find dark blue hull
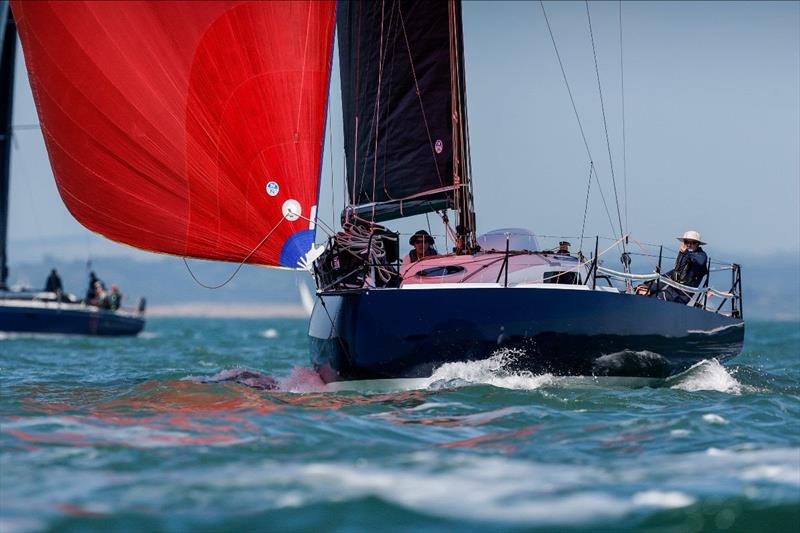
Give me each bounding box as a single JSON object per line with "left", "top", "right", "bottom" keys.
{"left": 308, "top": 287, "right": 744, "bottom": 382}
{"left": 0, "top": 303, "right": 145, "bottom": 336}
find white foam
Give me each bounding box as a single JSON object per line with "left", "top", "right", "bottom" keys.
{"left": 740, "top": 464, "right": 800, "bottom": 485}
{"left": 702, "top": 413, "right": 729, "bottom": 425}
{"left": 138, "top": 332, "right": 160, "bottom": 339}
{"left": 687, "top": 322, "right": 745, "bottom": 335}
{"left": 322, "top": 351, "right": 556, "bottom": 394}
{"left": 632, "top": 490, "right": 696, "bottom": 508}
{"left": 259, "top": 328, "right": 279, "bottom": 339}
{"left": 294, "top": 457, "right": 634, "bottom": 523}
{"left": 669, "top": 359, "right": 743, "bottom": 394}
{"left": 427, "top": 350, "right": 555, "bottom": 391}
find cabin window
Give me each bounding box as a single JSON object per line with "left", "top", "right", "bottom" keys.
{"left": 416, "top": 265, "right": 466, "bottom": 277}
{"left": 544, "top": 271, "right": 581, "bottom": 285}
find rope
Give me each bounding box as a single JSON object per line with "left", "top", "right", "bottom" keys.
{"left": 597, "top": 266, "right": 735, "bottom": 298}
{"left": 539, "top": 1, "right": 618, "bottom": 244}
{"left": 618, "top": 0, "right": 629, "bottom": 236}
{"left": 579, "top": 161, "right": 593, "bottom": 254}
{"left": 335, "top": 223, "right": 396, "bottom": 285}
{"left": 369, "top": 0, "right": 388, "bottom": 215}
{"left": 585, "top": 0, "right": 626, "bottom": 246}
{"left": 182, "top": 216, "right": 287, "bottom": 289}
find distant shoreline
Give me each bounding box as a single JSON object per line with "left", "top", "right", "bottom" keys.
{"left": 147, "top": 303, "right": 308, "bottom": 319}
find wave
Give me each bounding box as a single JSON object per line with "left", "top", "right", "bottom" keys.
{"left": 183, "top": 350, "right": 555, "bottom": 395}
{"left": 668, "top": 359, "right": 748, "bottom": 394}
{"left": 186, "top": 352, "right": 753, "bottom": 397}
{"left": 183, "top": 368, "right": 279, "bottom": 390}
{"left": 425, "top": 350, "right": 555, "bottom": 391}
{"left": 181, "top": 447, "right": 797, "bottom": 524}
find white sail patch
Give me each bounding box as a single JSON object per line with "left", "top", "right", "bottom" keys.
{"left": 282, "top": 199, "right": 301, "bottom": 221}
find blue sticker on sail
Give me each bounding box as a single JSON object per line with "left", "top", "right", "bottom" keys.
{"left": 280, "top": 229, "right": 315, "bottom": 268}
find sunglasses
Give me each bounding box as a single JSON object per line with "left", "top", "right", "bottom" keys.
{"left": 683, "top": 240, "right": 699, "bottom": 246}
{"left": 413, "top": 240, "right": 425, "bottom": 245}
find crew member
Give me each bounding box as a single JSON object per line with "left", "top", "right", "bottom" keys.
{"left": 453, "top": 224, "right": 467, "bottom": 255}
{"left": 92, "top": 281, "right": 108, "bottom": 308}
{"left": 637, "top": 230, "right": 708, "bottom": 304}
{"left": 109, "top": 285, "right": 122, "bottom": 311}
{"left": 404, "top": 230, "right": 438, "bottom": 265}
{"left": 555, "top": 241, "right": 571, "bottom": 256}
{"left": 86, "top": 271, "right": 101, "bottom": 302}
{"left": 44, "top": 269, "right": 63, "bottom": 293}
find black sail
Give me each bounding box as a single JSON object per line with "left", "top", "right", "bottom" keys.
{"left": 338, "top": 0, "right": 467, "bottom": 222}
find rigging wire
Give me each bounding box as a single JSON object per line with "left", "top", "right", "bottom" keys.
{"left": 578, "top": 161, "right": 593, "bottom": 254}
{"left": 538, "top": 0, "right": 618, "bottom": 246}
{"left": 619, "top": 0, "right": 629, "bottom": 236}
{"left": 369, "top": 0, "right": 388, "bottom": 216}
{"left": 585, "top": 0, "right": 626, "bottom": 247}
{"left": 327, "top": 80, "right": 335, "bottom": 231}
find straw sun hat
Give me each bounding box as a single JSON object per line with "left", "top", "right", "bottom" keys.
{"left": 676, "top": 230, "right": 706, "bottom": 245}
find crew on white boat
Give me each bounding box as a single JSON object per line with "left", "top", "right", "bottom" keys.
{"left": 636, "top": 230, "right": 708, "bottom": 304}
{"left": 404, "top": 230, "right": 438, "bottom": 265}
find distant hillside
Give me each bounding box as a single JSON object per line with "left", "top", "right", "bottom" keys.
{"left": 8, "top": 252, "right": 799, "bottom": 320}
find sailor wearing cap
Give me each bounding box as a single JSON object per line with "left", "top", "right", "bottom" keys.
{"left": 555, "top": 241, "right": 571, "bottom": 256}
{"left": 404, "top": 230, "right": 438, "bottom": 266}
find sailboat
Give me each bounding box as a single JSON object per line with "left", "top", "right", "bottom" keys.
{"left": 10, "top": 1, "right": 742, "bottom": 375}
{"left": 0, "top": 3, "right": 145, "bottom": 336}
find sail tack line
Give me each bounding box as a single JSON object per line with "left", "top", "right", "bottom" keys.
{"left": 182, "top": 215, "right": 289, "bottom": 290}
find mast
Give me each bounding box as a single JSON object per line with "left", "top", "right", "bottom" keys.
{"left": 447, "top": 0, "right": 476, "bottom": 249}
{"left": 0, "top": 2, "right": 15, "bottom": 289}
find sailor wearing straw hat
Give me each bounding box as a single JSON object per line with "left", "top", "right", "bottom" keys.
{"left": 636, "top": 230, "right": 709, "bottom": 303}
{"left": 661, "top": 230, "right": 709, "bottom": 304}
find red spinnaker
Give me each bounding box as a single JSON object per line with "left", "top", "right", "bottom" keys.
{"left": 12, "top": 1, "right": 335, "bottom": 267}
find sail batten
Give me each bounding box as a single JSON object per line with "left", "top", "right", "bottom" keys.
{"left": 12, "top": 0, "right": 336, "bottom": 267}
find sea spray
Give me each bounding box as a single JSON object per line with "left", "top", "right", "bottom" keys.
{"left": 669, "top": 359, "right": 746, "bottom": 394}
{"left": 427, "top": 349, "right": 555, "bottom": 390}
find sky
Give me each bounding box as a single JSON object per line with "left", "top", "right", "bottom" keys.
{"left": 7, "top": 0, "right": 800, "bottom": 267}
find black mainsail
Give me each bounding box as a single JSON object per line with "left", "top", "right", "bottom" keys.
{"left": 337, "top": 0, "right": 474, "bottom": 238}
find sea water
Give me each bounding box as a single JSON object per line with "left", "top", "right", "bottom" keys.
{"left": 1, "top": 319, "right": 798, "bottom": 532}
